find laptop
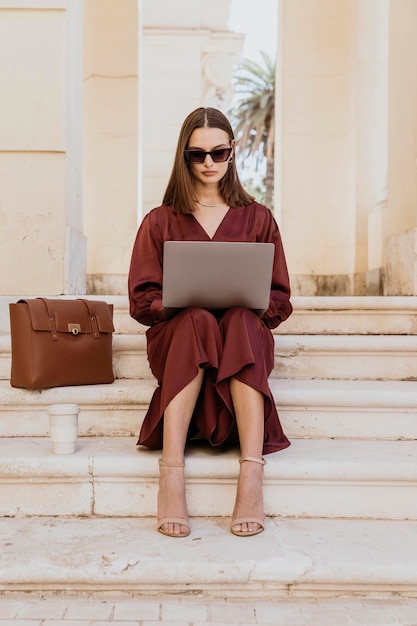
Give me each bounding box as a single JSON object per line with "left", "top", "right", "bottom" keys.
{"left": 162, "top": 241, "right": 274, "bottom": 315}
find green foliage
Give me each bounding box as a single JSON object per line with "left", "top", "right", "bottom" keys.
{"left": 241, "top": 176, "right": 266, "bottom": 205}
{"left": 230, "top": 51, "right": 276, "bottom": 208}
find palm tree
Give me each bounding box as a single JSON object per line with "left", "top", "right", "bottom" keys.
{"left": 230, "top": 51, "right": 276, "bottom": 208}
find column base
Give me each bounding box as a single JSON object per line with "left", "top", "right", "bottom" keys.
{"left": 384, "top": 227, "right": 417, "bottom": 295}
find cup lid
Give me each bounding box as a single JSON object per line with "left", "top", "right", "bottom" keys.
{"left": 48, "top": 404, "right": 80, "bottom": 415}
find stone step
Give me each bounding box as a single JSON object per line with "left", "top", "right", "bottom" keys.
{"left": 1, "top": 436, "right": 415, "bottom": 519}
{"left": 274, "top": 334, "right": 417, "bottom": 381}
{"left": 2, "top": 296, "right": 417, "bottom": 382}
{"left": 2, "top": 332, "right": 417, "bottom": 382}
{"left": 111, "top": 333, "right": 417, "bottom": 381}
{"left": 1, "top": 515, "right": 416, "bottom": 597}
{"left": 98, "top": 295, "right": 417, "bottom": 336}
{"left": 280, "top": 295, "right": 417, "bottom": 335}
{"left": 2, "top": 295, "right": 417, "bottom": 334}
{"left": 1, "top": 378, "right": 417, "bottom": 440}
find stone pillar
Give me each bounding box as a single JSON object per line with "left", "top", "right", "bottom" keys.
{"left": 356, "top": 0, "right": 389, "bottom": 295}
{"left": 383, "top": 0, "right": 417, "bottom": 295}
{"left": 83, "top": 0, "right": 139, "bottom": 295}
{"left": 0, "top": 0, "right": 86, "bottom": 295}
{"left": 277, "top": 0, "right": 417, "bottom": 296}
{"left": 277, "top": 0, "right": 356, "bottom": 295}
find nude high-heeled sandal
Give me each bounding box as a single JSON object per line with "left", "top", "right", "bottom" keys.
{"left": 231, "top": 456, "right": 267, "bottom": 537}
{"left": 157, "top": 458, "right": 190, "bottom": 538}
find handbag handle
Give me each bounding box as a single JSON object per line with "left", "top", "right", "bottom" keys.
{"left": 38, "top": 298, "right": 59, "bottom": 341}
{"left": 77, "top": 299, "right": 100, "bottom": 339}
{"left": 38, "top": 298, "right": 101, "bottom": 340}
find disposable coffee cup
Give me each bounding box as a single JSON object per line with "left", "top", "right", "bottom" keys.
{"left": 48, "top": 404, "right": 80, "bottom": 454}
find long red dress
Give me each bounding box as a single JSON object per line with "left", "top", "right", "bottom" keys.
{"left": 128, "top": 202, "right": 292, "bottom": 455}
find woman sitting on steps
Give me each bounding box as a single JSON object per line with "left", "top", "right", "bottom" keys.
{"left": 128, "top": 107, "right": 292, "bottom": 538}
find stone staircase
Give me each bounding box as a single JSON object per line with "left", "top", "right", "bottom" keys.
{"left": 0, "top": 295, "right": 416, "bottom": 598}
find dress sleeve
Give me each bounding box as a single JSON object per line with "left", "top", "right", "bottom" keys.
{"left": 257, "top": 205, "right": 293, "bottom": 329}
{"left": 128, "top": 210, "right": 165, "bottom": 326}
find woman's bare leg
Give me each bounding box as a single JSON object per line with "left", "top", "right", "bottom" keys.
{"left": 230, "top": 377, "right": 265, "bottom": 535}
{"left": 158, "top": 367, "right": 204, "bottom": 536}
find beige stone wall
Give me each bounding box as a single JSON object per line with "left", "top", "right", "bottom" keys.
{"left": 0, "top": 0, "right": 85, "bottom": 295}
{"left": 83, "top": 0, "right": 139, "bottom": 295}
{"left": 2, "top": 0, "right": 417, "bottom": 297}
{"left": 0, "top": 0, "right": 242, "bottom": 297}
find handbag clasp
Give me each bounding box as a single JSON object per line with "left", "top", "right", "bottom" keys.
{"left": 68, "top": 323, "right": 81, "bottom": 335}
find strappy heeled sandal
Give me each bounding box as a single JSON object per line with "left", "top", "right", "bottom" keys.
{"left": 157, "top": 458, "right": 190, "bottom": 538}
{"left": 231, "top": 456, "right": 267, "bottom": 537}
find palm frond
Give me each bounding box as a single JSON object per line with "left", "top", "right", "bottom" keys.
{"left": 229, "top": 51, "right": 276, "bottom": 208}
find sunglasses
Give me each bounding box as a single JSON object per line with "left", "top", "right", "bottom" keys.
{"left": 184, "top": 147, "right": 233, "bottom": 164}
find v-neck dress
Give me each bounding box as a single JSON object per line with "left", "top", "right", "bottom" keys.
{"left": 128, "top": 202, "right": 293, "bottom": 455}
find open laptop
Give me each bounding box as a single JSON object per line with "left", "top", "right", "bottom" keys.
{"left": 162, "top": 241, "right": 274, "bottom": 316}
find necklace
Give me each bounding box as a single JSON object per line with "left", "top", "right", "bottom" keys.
{"left": 197, "top": 200, "right": 225, "bottom": 207}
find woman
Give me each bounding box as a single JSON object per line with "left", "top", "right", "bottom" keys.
{"left": 129, "top": 107, "right": 292, "bottom": 539}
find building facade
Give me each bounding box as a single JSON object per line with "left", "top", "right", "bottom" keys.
{"left": 1, "top": 0, "right": 417, "bottom": 297}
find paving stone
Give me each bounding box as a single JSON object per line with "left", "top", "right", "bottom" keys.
{"left": 0, "top": 621, "right": 41, "bottom": 626}
{"left": 113, "top": 601, "right": 159, "bottom": 621}
{"left": 160, "top": 600, "right": 208, "bottom": 621}
{"left": 391, "top": 606, "right": 417, "bottom": 625}
{"left": 0, "top": 600, "right": 25, "bottom": 618}
{"left": 15, "top": 601, "right": 67, "bottom": 619}
{"left": 63, "top": 601, "right": 114, "bottom": 620}
{"left": 43, "top": 622, "right": 91, "bottom": 626}
{"left": 208, "top": 603, "right": 256, "bottom": 623}
{"left": 300, "top": 605, "right": 350, "bottom": 625}
{"left": 348, "top": 606, "right": 400, "bottom": 624}
{"left": 254, "top": 602, "right": 304, "bottom": 624}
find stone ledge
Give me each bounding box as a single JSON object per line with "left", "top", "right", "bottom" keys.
{"left": 4, "top": 332, "right": 417, "bottom": 381}
{"left": 273, "top": 334, "right": 417, "bottom": 380}
{"left": 2, "top": 295, "right": 417, "bottom": 335}
{"left": 0, "top": 437, "right": 416, "bottom": 519}
{"left": 0, "top": 516, "right": 416, "bottom": 597}
{"left": 1, "top": 378, "right": 417, "bottom": 440}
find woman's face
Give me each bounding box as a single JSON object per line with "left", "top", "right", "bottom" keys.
{"left": 186, "top": 127, "right": 234, "bottom": 187}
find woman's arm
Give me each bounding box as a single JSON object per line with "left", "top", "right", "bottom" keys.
{"left": 257, "top": 205, "right": 292, "bottom": 329}
{"left": 128, "top": 210, "right": 165, "bottom": 326}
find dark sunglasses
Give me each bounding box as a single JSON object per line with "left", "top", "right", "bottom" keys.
{"left": 184, "top": 147, "right": 233, "bottom": 164}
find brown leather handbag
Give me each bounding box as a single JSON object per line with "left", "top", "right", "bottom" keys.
{"left": 9, "top": 298, "right": 115, "bottom": 389}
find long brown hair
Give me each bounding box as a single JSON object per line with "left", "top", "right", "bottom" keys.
{"left": 163, "top": 107, "right": 254, "bottom": 214}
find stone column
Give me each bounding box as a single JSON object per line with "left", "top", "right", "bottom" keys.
{"left": 83, "top": 0, "right": 139, "bottom": 295}
{"left": 277, "top": 0, "right": 357, "bottom": 296}
{"left": 383, "top": 0, "right": 417, "bottom": 295}
{"left": 356, "top": 0, "right": 389, "bottom": 295}
{"left": 0, "top": 0, "right": 86, "bottom": 295}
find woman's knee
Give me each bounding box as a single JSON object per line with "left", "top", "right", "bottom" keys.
{"left": 220, "top": 307, "right": 270, "bottom": 351}
{"left": 177, "top": 307, "right": 218, "bottom": 327}
{"left": 170, "top": 308, "right": 221, "bottom": 343}
{"left": 221, "top": 306, "right": 259, "bottom": 327}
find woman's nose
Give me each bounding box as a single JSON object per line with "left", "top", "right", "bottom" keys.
{"left": 203, "top": 154, "right": 214, "bottom": 166}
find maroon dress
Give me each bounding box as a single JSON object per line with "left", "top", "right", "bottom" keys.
{"left": 128, "top": 202, "right": 292, "bottom": 455}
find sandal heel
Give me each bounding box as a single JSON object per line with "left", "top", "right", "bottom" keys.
{"left": 157, "top": 458, "right": 190, "bottom": 538}
{"left": 231, "top": 456, "right": 266, "bottom": 537}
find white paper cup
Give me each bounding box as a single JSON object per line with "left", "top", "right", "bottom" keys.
{"left": 48, "top": 404, "right": 80, "bottom": 454}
